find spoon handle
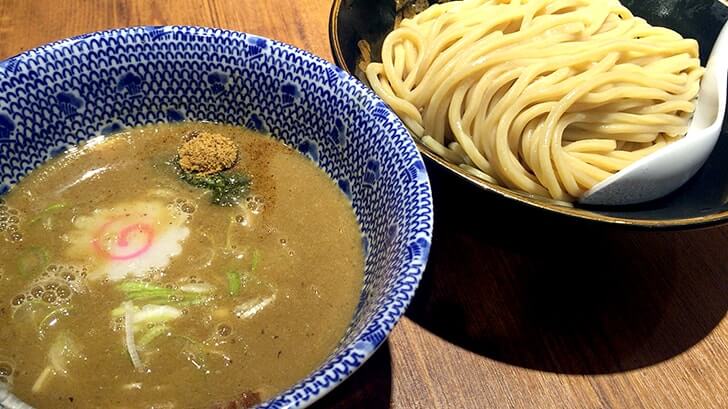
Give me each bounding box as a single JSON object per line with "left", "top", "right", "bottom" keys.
{"left": 708, "top": 20, "right": 728, "bottom": 75}
{"left": 0, "top": 385, "right": 35, "bottom": 409}
{"left": 689, "top": 21, "right": 728, "bottom": 132}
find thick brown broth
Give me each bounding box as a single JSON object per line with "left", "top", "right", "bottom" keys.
{"left": 0, "top": 122, "right": 364, "bottom": 408}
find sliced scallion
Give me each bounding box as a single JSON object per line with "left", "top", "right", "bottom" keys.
{"left": 226, "top": 272, "right": 242, "bottom": 296}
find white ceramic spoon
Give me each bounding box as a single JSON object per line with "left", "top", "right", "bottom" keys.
{"left": 579, "top": 22, "right": 728, "bottom": 206}
{"left": 0, "top": 384, "right": 34, "bottom": 409}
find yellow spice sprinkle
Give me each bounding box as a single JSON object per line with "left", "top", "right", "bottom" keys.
{"left": 178, "top": 132, "right": 239, "bottom": 175}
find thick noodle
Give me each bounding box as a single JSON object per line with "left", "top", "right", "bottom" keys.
{"left": 367, "top": 0, "right": 703, "bottom": 201}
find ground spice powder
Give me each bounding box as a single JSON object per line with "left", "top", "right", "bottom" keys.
{"left": 178, "top": 132, "right": 239, "bottom": 174}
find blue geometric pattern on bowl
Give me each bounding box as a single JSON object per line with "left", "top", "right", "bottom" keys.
{"left": 0, "top": 26, "right": 434, "bottom": 408}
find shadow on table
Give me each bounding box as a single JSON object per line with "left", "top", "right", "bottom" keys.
{"left": 311, "top": 341, "right": 393, "bottom": 408}
{"left": 406, "top": 163, "right": 728, "bottom": 374}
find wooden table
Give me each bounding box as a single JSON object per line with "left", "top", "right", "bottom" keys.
{"left": 1, "top": 1, "right": 726, "bottom": 408}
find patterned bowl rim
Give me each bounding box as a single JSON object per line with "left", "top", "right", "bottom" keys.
{"left": 0, "top": 26, "right": 434, "bottom": 408}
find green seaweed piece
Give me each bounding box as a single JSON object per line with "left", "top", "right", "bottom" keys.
{"left": 173, "top": 159, "right": 251, "bottom": 206}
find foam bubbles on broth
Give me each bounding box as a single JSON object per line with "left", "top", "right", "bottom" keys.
{"left": 10, "top": 264, "right": 87, "bottom": 310}
{"left": 0, "top": 199, "right": 23, "bottom": 242}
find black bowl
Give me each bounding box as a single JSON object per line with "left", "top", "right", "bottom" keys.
{"left": 329, "top": 0, "right": 728, "bottom": 228}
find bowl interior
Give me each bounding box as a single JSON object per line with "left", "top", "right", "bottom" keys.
{"left": 0, "top": 26, "right": 433, "bottom": 408}
{"left": 330, "top": 0, "right": 728, "bottom": 228}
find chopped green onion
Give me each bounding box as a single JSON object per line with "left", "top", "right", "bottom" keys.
{"left": 227, "top": 272, "right": 242, "bottom": 296}
{"left": 133, "top": 305, "right": 182, "bottom": 326}
{"left": 39, "top": 203, "right": 66, "bottom": 215}
{"left": 178, "top": 283, "right": 216, "bottom": 294}
{"left": 111, "top": 306, "right": 125, "bottom": 318}
{"left": 117, "top": 281, "right": 176, "bottom": 300}
{"left": 112, "top": 304, "right": 182, "bottom": 327}
{"left": 251, "top": 250, "right": 261, "bottom": 272}
{"left": 121, "top": 382, "right": 144, "bottom": 391}
{"left": 123, "top": 302, "right": 144, "bottom": 372}
{"left": 29, "top": 203, "right": 66, "bottom": 227}
{"left": 17, "top": 247, "right": 49, "bottom": 278}
{"left": 233, "top": 294, "right": 276, "bottom": 320}
{"left": 138, "top": 325, "right": 170, "bottom": 348}
{"left": 117, "top": 281, "right": 215, "bottom": 307}
{"left": 31, "top": 366, "right": 54, "bottom": 394}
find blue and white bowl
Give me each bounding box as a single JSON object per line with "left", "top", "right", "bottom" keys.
{"left": 0, "top": 26, "right": 433, "bottom": 408}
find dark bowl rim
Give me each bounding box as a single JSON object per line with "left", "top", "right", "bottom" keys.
{"left": 327, "top": 0, "right": 728, "bottom": 230}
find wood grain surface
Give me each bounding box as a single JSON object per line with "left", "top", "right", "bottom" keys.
{"left": 1, "top": 1, "right": 727, "bottom": 408}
